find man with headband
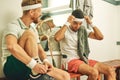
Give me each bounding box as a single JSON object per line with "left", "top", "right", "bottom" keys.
{"left": 2, "top": 0, "right": 70, "bottom": 80}
{"left": 55, "top": 9, "right": 116, "bottom": 80}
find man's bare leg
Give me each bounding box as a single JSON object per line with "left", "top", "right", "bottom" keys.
{"left": 18, "top": 30, "right": 39, "bottom": 58}
{"left": 94, "top": 62, "right": 116, "bottom": 80}
{"left": 77, "top": 63, "right": 99, "bottom": 80}
{"left": 18, "top": 30, "right": 41, "bottom": 76}
{"left": 47, "top": 68, "right": 70, "bottom": 80}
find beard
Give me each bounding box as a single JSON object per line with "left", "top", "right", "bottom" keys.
{"left": 32, "top": 16, "right": 40, "bottom": 24}
{"left": 70, "top": 26, "right": 78, "bottom": 32}
{"left": 33, "top": 18, "right": 40, "bottom": 24}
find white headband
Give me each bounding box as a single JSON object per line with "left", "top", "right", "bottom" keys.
{"left": 44, "top": 18, "right": 53, "bottom": 22}
{"left": 22, "top": 3, "right": 42, "bottom": 11}
{"left": 74, "top": 18, "right": 84, "bottom": 22}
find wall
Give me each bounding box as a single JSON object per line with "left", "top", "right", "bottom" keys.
{"left": 89, "top": 0, "right": 120, "bottom": 61}
{"left": 116, "top": 6, "right": 120, "bottom": 57}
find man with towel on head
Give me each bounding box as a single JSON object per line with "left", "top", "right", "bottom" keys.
{"left": 55, "top": 9, "right": 116, "bottom": 80}
{"left": 1, "top": 0, "right": 70, "bottom": 80}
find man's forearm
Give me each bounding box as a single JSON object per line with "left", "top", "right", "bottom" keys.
{"left": 92, "top": 26, "right": 104, "bottom": 40}
{"left": 55, "top": 25, "right": 68, "bottom": 41}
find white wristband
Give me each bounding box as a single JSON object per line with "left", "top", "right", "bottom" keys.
{"left": 43, "top": 58, "right": 49, "bottom": 63}
{"left": 26, "top": 59, "right": 37, "bottom": 69}
{"left": 64, "top": 22, "right": 70, "bottom": 27}
{"left": 90, "top": 23, "right": 95, "bottom": 28}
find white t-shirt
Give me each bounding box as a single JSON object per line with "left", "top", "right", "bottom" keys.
{"left": 60, "top": 26, "right": 91, "bottom": 63}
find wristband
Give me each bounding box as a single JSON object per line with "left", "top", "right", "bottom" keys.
{"left": 64, "top": 22, "right": 70, "bottom": 27}
{"left": 43, "top": 58, "right": 49, "bottom": 63}
{"left": 90, "top": 23, "right": 95, "bottom": 28}
{"left": 26, "top": 58, "right": 37, "bottom": 69}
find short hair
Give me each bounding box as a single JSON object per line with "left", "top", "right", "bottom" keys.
{"left": 72, "top": 9, "right": 84, "bottom": 19}
{"left": 22, "top": 0, "right": 41, "bottom": 7}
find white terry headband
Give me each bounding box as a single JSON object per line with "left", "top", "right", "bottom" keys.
{"left": 74, "top": 18, "right": 84, "bottom": 22}
{"left": 44, "top": 18, "right": 53, "bottom": 22}
{"left": 22, "top": 3, "right": 42, "bottom": 11}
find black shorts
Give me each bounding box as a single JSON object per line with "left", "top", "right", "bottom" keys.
{"left": 4, "top": 55, "right": 54, "bottom": 80}
{"left": 3, "top": 55, "right": 31, "bottom": 80}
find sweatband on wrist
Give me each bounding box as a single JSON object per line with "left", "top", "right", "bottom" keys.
{"left": 64, "top": 22, "right": 70, "bottom": 27}
{"left": 43, "top": 58, "right": 49, "bottom": 63}
{"left": 26, "top": 59, "right": 37, "bottom": 69}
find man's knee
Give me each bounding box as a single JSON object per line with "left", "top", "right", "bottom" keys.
{"left": 89, "top": 68, "right": 99, "bottom": 79}
{"left": 18, "top": 30, "right": 38, "bottom": 47}
{"left": 23, "top": 30, "right": 37, "bottom": 40}
{"left": 62, "top": 71, "right": 70, "bottom": 80}
{"left": 106, "top": 66, "right": 116, "bottom": 76}
{"left": 24, "top": 30, "right": 36, "bottom": 37}
{"left": 58, "top": 71, "right": 70, "bottom": 80}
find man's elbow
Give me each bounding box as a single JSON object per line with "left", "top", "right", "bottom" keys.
{"left": 97, "top": 35, "right": 104, "bottom": 40}
{"left": 7, "top": 44, "right": 17, "bottom": 52}
{"left": 54, "top": 37, "right": 59, "bottom": 42}
{"left": 54, "top": 36, "right": 61, "bottom": 42}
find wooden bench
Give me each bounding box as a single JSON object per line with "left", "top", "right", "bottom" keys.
{"left": 102, "top": 59, "right": 120, "bottom": 80}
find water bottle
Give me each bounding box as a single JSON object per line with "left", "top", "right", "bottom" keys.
{"left": 61, "top": 54, "right": 68, "bottom": 71}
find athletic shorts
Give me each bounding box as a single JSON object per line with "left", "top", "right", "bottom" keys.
{"left": 68, "top": 59, "right": 97, "bottom": 73}
{"left": 3, "top": 55, "right": 31, "bottom": 80}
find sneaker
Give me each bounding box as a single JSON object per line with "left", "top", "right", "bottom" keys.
{"left": 28, "top": 74, "right": 54, "bottom": 80}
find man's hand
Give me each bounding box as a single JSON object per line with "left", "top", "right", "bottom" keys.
{"left": 67, "top": 15, "right": 75, "bottom": 24}
{"left": 43, "top": 61, "right": 53, "bottom": 72}
{"left": 84, "top": 16, "right": 92, "bottom": 24}
{"left": 32, "top": 63, "right": 48, "bottom": 74}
